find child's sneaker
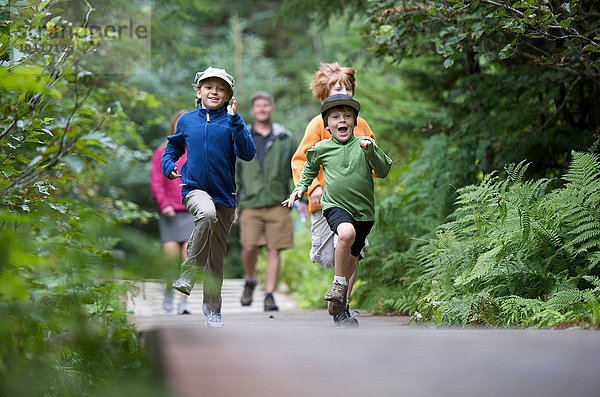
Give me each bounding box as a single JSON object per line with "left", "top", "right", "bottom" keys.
{"left": 333, "top": 309, "right": 359, "bottom": 328}
{"left": 162, "top": 291, "right": 174, "bottom": 312}
{"left": 172, "top": 273, "right": 194, "bottom": 296}
{"left": 327, "top": 299, "right": 345, "bottom": 316}
{"left": 323, "top": 281, "right": 347, "bottom": 303}
{"left": 263, "top": 293, "right": 279, "bottom": 311}
{"left": 172, "top": 265, "right": 198, "bottom": 296}
{"left": 177, "top": 299, "right": 191, "bottom": 315}
{"left": 240, "top": 279, "right": 257, "bottom": 306}
{"left": 203, "top": 304, "right": 223, "bottom": 328}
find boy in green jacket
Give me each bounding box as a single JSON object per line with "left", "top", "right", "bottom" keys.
{"left": 282, "top": 94, "right": 393, "bottom": 327}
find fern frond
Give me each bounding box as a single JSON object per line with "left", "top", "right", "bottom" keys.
{"left": 585, "top": 254, "right": 600, "bottom": 272}
{"left": 563, "top": 152, "right": 600, "bottom": 187}
{"left": 505, "top": 160, "right": 530, "bottom": 184}
{"left": 530, "top": 218, "right": 562, "bottom": 248}
{"left": 462, "top": 246, "right": 503, "bottom": 285}
{"left": 546, "top": 289, "right": 592, "bottom": 310}
{"left": 582, "top": 275, "right": 600, "bottom": 290}
{"left": 499, "top": 296, "right": 544, "bottom": 326}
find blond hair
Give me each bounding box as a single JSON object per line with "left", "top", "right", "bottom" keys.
{"left": 310, "top": 62, "right": 356, "bottom": 102}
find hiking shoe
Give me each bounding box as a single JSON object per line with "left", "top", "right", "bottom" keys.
{"left": 177, "top": 300, "right": 191, "bottom": 315}
{"left": 240, "top": 279, "right": 257, "bottom": 306}
{"left": 264, "top": 293, "right": 279, "bottom": 311}
{"left": 202, "top": 304, "right": 223, "bottom": 328}
{"left": 327, "top": 299, "right": 346, "bottom": 316}
{"left": 323, "top": 281, "right": 347, "bottom": 303}
{"left": 333, "top": 309, "right": 359, "bottom": 328}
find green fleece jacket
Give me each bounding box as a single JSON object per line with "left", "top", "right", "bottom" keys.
{"left": 236, "top": 122, "right": 296, "bottom": 209}
{"left": 295, "top": 135, "right": 392, "bottom": 221}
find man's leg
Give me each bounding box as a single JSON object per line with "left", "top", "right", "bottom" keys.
{"left": 240, "top": 245, "right": 259, "bottom": 306}
{"left": 262, "top": 206, "right": 292, "bottom": 311}
{"left": 264, "top": 248, "right": 281, "bottom": 294}
{"left": 263, "top": 248, "right": 281, "bottom": 311}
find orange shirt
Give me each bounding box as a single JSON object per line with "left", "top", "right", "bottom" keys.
{"left": 291, "top": 114, "right": 376, "bottom": 213}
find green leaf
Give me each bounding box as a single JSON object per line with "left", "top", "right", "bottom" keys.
{"left": 499, "top": 41, "right": 516, "bottom": 59}
{"left": 0, "top": 272, "right": 30, "bottom": 301}
{"left": 559, "top": 17, "right": 574, "bottom": 28}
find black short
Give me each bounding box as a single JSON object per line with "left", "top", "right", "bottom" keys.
{"left": 323, "top": 207, "right": 374, "bottom": 257}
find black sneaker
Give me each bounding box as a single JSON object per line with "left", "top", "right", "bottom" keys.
{"left": 333, "top": 309, "right": 359, "bottom": 328}
{"left": 264, "top": 293, "right": 279, "bottom": 311}
{"left": 240, "top": 279, "right": 256, "bottom": 306}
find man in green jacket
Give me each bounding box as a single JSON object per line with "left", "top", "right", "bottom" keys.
{"left": 236, "top": 91, "right": 297, "bottom": 311}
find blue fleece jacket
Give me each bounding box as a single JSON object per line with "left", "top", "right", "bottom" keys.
{"left": 161, "top": 105, "right": 256, "bottom": 208}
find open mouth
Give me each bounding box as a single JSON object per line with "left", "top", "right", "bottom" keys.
{"left": 338, "top": 127, "right": 348, "bottom": 134}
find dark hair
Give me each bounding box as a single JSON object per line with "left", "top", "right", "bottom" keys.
{"left": 322, "top": 105, "right": 358, "bottom": 127}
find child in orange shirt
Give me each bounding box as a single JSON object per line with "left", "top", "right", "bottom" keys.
{"left": 290, "top": 62, "right": 377, "bottom": 325}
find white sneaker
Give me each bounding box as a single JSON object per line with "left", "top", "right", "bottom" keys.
{"left": 177, "top": 300, "right": 191, "bottom": 315}
{"left": 162, "top": 293, "right": 174, "bottom": 312}
{"left": 203, "top": 304, "right": 223, "bottom": 328}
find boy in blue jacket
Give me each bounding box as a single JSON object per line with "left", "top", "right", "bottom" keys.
{"left": 162, "top": 67, "right": 256, "bottom": 328}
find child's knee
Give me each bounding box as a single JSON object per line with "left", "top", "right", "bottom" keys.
{"left": 197, "top": 208, "right": 217, "bottom": 223}
{"left": 336, "top": 223, "right": 356, "bottom": 243}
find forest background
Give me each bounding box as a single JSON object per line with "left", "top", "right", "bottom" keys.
{"left": 1, "top": 0, "right": 599, "bottom": 395}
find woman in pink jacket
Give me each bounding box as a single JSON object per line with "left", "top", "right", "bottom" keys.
{"left": 150, "top": 110, "right": 195, "bottom": 314}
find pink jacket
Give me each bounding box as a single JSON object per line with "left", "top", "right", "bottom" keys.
{"left": 150, "top": 144, "right": 188, "bottom": 212}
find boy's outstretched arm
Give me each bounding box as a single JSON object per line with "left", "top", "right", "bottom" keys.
{"left": 282, "top": 189, "right": 304, "bottom": 208}
{"left": 360, "top": 138, "right": 393, "bottom": 178}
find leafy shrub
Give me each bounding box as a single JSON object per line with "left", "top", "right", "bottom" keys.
{"left": 416, "top": 152, "right": 600, "bottom": 328}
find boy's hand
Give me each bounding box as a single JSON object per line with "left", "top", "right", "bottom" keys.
{"left": 168, "top": 166, "right": 182, "bottom": 180}
{"left": 282, "top": 190, "right": 304, "bottom": 208}
{"left": 359, "top": 139, "right": 372, "bottom": 149}
{"left": 227, "top": 96, "right": 238, "bottom": 115}
{"left": 309, "top": 185, "right": 323, "bottom": 205}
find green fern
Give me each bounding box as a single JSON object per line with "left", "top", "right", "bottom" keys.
{"left": 499, "top": 296, "right": 544, "bottom": 326}
{"left": 544, "top": 151, "right": 600, "bottom": 269}
{"left": 505, "top": 160, "right": 530, "bottom": 184}
{"left": 546, "top": 289, "right": 593, "bottom": 311}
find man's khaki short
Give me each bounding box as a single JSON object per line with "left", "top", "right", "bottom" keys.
{"left": 240, "top": 206, "right": 294, "bottom": 250}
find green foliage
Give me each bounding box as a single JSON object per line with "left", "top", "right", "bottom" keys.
{"left": 413, "top": 152, "right": 600, "bottom": 328}
{"left": 366, "top": 0, "right": 597, "bottom": 167}
{"left": 1, "top": 1, "right": 168, "bottom": 394}
{"left": 354, "top": 134, "right": 477, "bottom": 314}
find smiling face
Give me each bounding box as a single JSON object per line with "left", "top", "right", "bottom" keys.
{"left": 326, "top": 106, "right": 356, "bottom": 143}
{"left": 198, "top": 77, "right": 231, "bottom": 109}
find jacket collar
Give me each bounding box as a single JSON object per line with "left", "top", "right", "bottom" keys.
{"left": 197, "top": 104, "right": 227, "bottom": 118}
{"left": 331, "top": 133, "right": 356, "bottom": 145}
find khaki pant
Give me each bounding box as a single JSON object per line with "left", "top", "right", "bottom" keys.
{"left": 182, "top": 190, "right": 235, "bottom": 313}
